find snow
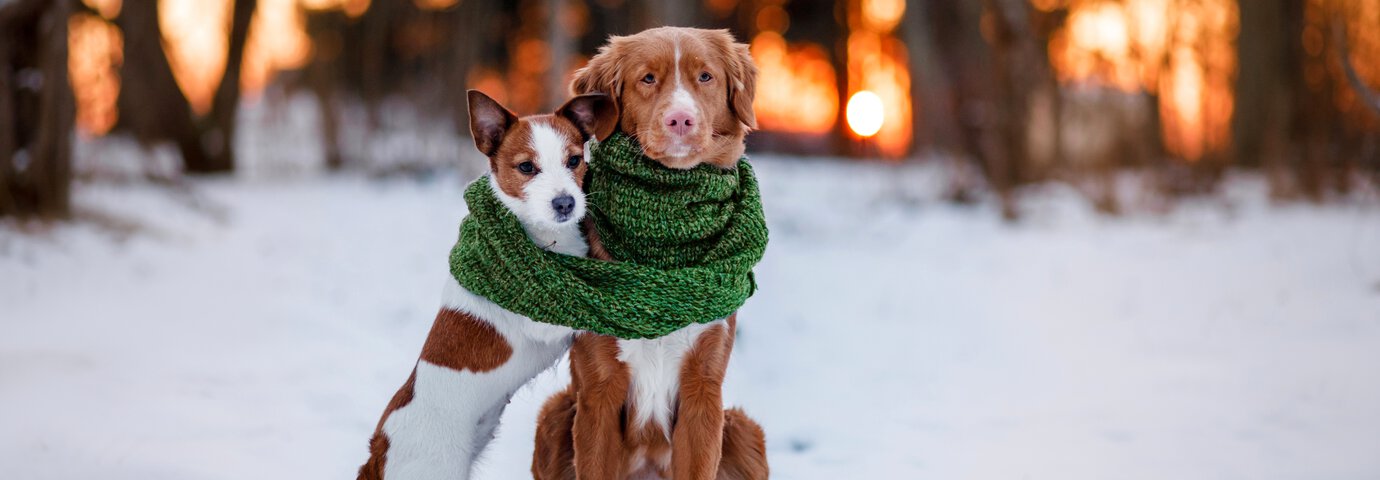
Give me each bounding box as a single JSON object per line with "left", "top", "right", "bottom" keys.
{"left": 3, "top": 156, "right": 1379, "bottom": 479}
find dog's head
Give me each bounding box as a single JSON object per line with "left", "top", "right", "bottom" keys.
{"left": 467, "top": 90, "right": 618, "bottom": 230}
{"left": 571, "top": 27, "right": 758, "bottom": 170}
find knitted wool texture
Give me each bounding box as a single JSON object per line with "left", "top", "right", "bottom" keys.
{"left": 448, "top": 132, "right": 768, "bottom": 339}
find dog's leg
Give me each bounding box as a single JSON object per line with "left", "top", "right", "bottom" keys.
{"left": 570, "top": 333, "right": 632, "bottom": 480}
{"left": 466, "top": 328, "right": 575, "bottom": 478}
{"left": 716, "top": 408, "right": 768, "bottom": 480}
{"left": 465, "top": 333, "right": 572, "bottom": 478}
{"left": 532, "top": 388, "right": 578, "bottom": 480}
{"left": 671, "top": 319, "right": 733, "bottom": 480}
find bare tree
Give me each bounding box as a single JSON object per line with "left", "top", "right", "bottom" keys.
{"left": 904, "top": 0, "right": 961, "bottom": 153}
{"left": 114, "top": 0, "right": 256, "bottom": 174}
{"left": 981, "top": 0, "right": 1047, "bottom": 219}
{"left": 202, "top": 0, "right": 258, "bottom": 172}
{"left": 1232, "top": 0, "right": 1295, "bottom": 170}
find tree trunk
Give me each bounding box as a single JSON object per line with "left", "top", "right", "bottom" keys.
{"left": 1232, "top": 0, "right": 1293, "bottom": 170}
{"left": 114, "top": 0, "right": 212, "bottom": 172}
{"left": 1285, "top": 0, "right": 1327, "bottom": 199}
{"left": 0, "top": 0, "right": 74, "bottom": 219}
{"left": 545, "top": 0, "right": 572, "bottom": 111}
{"left": 448, "top": 0, "right": 497, "bottom": 137}
{"left": 829, "top": 0, "right": 851, "bottom": 156}
{"left": 359, "top": 0, "right": 399, "bottom": 128}
{"left": 0, "top": 25, "right": 17, "bottom": 216}
{"left": 114, "top": 0, "right": 255, "bottom": 174}
{"left": 981, "top": 0, "right": 1034, "bottom": 220}
{"left": 904, "top": 0, "right": 959, "bottom": 152}
{"left": 199, "top": 0, "right": 258, "bottom": 173}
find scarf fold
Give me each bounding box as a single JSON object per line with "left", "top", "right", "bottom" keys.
{"left": 448, "top": 133, "right": 767, "bottom": 339}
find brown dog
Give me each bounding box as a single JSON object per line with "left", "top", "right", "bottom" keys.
{"left": 531, "top": 28, "right": 768, "bottom": 480}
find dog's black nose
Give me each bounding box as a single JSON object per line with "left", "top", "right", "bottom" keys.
{"left": 552, "top": 195, "right": 575, "bottom": 216}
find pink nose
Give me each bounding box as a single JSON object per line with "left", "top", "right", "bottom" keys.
{"left": 664, "top": 111, "right": 694, "bottom": 137}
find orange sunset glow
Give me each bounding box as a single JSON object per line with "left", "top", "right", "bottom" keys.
{"left": 1047, "top": 0, "right": 1238, "bottom": 161}
{"left": 845, "top": 90, "right": 884, "bottom": 137}
{"left": 751, "top": 31, "right": 838, "bottom": 134}
{"left": 62, "top": 0, "right": 1380, "bottom": 158}
{"left": 68, "top": 12, "right": 122, "bottom": 135}
{"left": 242, "top": 0, "right": 313, "bottom": 98}
{"left": 301, "top": 0, "right": 370, "bottom": 17}
{"left": 67, "top": 0, "right": 317, "bottom": 134}
{"left": 846, "top": 0, "right": 912, "bottom": 157}
{"left": 160, "top": 0, "right": 231, "bottom": 115}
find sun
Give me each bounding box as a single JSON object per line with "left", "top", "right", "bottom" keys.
{"left": 846, "top": 90, "right": 885, "bottom": 138}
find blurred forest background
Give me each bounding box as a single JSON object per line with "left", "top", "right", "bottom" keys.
{"left": 4, "top": 3, "right": 1380, "bottom": 476}
{"left": 2, "top": 0, "right": 1378, "bottom": 221}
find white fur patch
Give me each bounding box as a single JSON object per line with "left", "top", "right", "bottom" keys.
{"left": 617, "top": 319, "right": 727, "bottom": 434}
{"left": 439, "top": 275, "right": 576, "bottom": 345}
{"left": 670, "top": 41, "right": 699, "bottom": 117}
{"left": 664, "top": 38, "right": 700, "bottom": 160}
{"left": 530, "top": 122, "right": 571, "bottom": 175}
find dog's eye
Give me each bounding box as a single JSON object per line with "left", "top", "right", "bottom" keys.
{"left": 641, "top": 73, "right": 656, "bottom": 84}
{"left": 566, "top": 155, "right": 581, "bottom": 169}
{"left": 698, "top": 71, "right": 712, "bottom": 83}
{"left": 516, "top": 162, "right": 536, "bottom": 174}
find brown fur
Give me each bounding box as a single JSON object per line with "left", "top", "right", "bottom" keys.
{"left": 570, "top": 27, "right": 758, "bottom": 170}
{"left": 533, "top": 316, "right": 768, "bottom": 480}
{"left": 532, "top": 389, "right": 579, "bottom": 480}
{"left": 718, "top": 408, "right": 769, "bottom": 480}
{"left": 419, "top": 308, "right": 514, "bottom": 373}
{"left": 535, "top": 28, "right": 767, "bottom": 480}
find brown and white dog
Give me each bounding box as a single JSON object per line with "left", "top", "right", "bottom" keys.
{"left": 358, "top": 90, "right": 618, "bottom": 480}
{"left": 532, "top": 27, "right": 769, "bottom": 480}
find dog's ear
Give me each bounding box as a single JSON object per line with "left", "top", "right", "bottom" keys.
{"left": 558, "top": 93, "right": 620, "bottom": 142}
{"left": 570, "top": 37, "right": 628, "bottom": 101}
{"left": 467, "top": 90, "right": 517, "bottom": 157}
{"left": 724, "top": 38, "right": 758, "bottom": 130}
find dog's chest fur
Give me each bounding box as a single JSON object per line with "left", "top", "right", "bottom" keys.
{"left": 617, "top": 318, "right": 727, "bottom": 432}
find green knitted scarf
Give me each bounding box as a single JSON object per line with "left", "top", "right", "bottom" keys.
{"left": 448, "top": 132, "right": 768, "bottom": 339}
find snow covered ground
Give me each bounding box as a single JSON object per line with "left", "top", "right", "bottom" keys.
{"left": 3, "top": 157, "right": 1379, "bottom": 479}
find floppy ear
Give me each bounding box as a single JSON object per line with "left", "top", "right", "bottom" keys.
{"left": 557, "top": 93, "right": 620, "bottom": 141}
{"left": 570, "top": 37, "right": 627, "bottom": 100}
{"left": 467, "top": 90, "right": 517, "bottom": 157}
{"left": 726, "top": 41, "right": 759, "bottom": 129}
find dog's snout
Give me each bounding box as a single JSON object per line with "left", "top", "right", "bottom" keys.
{"left": 552, "top": 195, "right": 576, "bottom": 217}
{"left": 664, "top": 111, "right": 694, "bottom": 137}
